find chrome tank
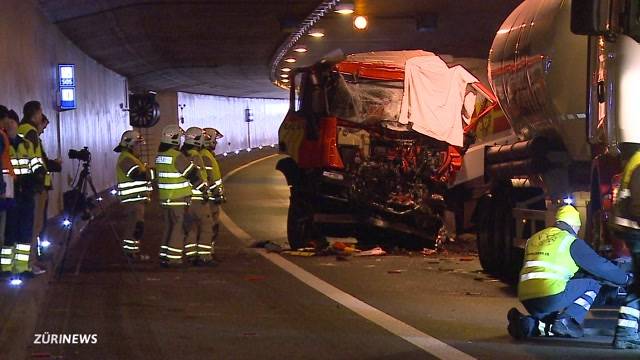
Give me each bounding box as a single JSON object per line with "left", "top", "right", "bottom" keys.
{"left": 488, "top": 0, "right": 590, "bottom": 161}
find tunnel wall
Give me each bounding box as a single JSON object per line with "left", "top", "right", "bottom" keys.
{"left": 0, "top": 0, "right": 129, "bottom": 216}
{"left": 177, "top": 92, "right": 288, "bottom": 154}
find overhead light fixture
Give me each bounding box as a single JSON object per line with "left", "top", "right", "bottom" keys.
{"left": 354, "top": 15, "right": 368, "bottom": 30}
{"left": 335, "top": 3, "right": 355, "bottom": 15}
{"left": 284, "top": 57, "right": 297, "bottom": 63}
{"left": 293, "top": 46, "right": 308, "bottom": 53}
{"left": 281, "top": 67, "right": 292, "bottom": 72}
{"left": 308, "top": 28, "right": 325, "bottom": 37}
{"left": 280, "top": 74, "right": 289, "bottom": 78}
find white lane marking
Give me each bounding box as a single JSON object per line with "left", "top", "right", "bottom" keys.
{"left": 222, "top": 154, "right": 280, "bottom": 181}
{"left": 220, "top": 205, "right": 476, "bottom": 360}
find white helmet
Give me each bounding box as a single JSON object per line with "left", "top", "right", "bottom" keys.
{"left": 203, "top": 127, "right": 223, "bottom": 148}
{"left": 184, "top": 127, "right": 204, "bottom": 147}
{"left": 120, "top": 130, "right": 143, "bottom": 147}
{"left": 161, "top": 125, "right": 184, "bottom": 146}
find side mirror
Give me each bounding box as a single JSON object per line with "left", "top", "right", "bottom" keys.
{"left": 571, "top": 0, "right": 612, "bottom": 35}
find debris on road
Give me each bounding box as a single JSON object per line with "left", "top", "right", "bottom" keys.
{"left": 250, "top": 240, "right": 284, "bottom": 253}
{"left": 282, "top": 249, "right": 316, "bottom": 257}
{"left": 355, "top": 246, "right": 386, "bottom": 257}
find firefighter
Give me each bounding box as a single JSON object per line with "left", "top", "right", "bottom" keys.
{"left": 182, "top": 127, "right": 214, "bottom": 265}
{"left": 202, "top": 127, "right": 224, "bottom": 252}
{"left": 507, "top": 205, "right": 632, "bottom": 340}
{"left": 155, "top": 125, "right": 199, "bottom": 267}
{"left": 3, "top": 109, "right": 43, "bottom": 276}
{"left": 114, "top": 130, "right": 152, "bottom": 259}
{"left": 0, "top": 106, "right": 14, "bottom": 273}
{"left": 611, "top": 145, "right": 640, "bottom": 349}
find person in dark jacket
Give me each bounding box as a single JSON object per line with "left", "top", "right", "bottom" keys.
{"left": 610, "top": 144, "right": 640, "bottom": 349}
{"left": 508, "top": 205, "right": 633, "bottom": 340}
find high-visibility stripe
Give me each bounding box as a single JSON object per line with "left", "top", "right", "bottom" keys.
{"left": 1, "top": 248, "right": 13, "bottom": 255}
{"left": 538, "top": 321, "right": 546, "bottom": 334}
{"left": 197, "top": 244, "right": 213, "bottom": 249}
{"left": 165, "top": 254, "right": 182, "bottom": 259}
{"left": 13, "top": 168, "right": 30, "bottom": 175}
{"left": 118, "top": 187, "right": 151, "bottom": 196}
{"left": 185, "top": 251, "right": 197, "bottom": 256}
{"left": 520, "top": 272, "right": 569, "bottom": 282}
{"left": 197, "top": 251, "right": 212, "bottom": 255}
{"left": 157, "top": 172, "right": 182, "bottom": 178}
{"left": 182, "top": 162, "right": 195, "bottom": 176}
{"left": 204, "top": 166, "right": 213, "bottom": 170}
{"left": 123, "top": 245, "right": 139, "bottom": 250}
{"left": 620, "top": 306, "right": 640, "bottom": 319}
{"left": 522, "top": 261, "right": 573, "bottom": 277}
{"left": 14, "top": 254, "right": 29, "bottom": 261}
{"left": 620, "top": 189, "right": 631, "bottom": 199}
{"left": 585, "top": 291, "right": 597, "bottom": 300}
{"left": 149, "top": 168, "right": 156, "bottom": 180}
{"left": 195, "top": 183, "right": 206, "bottom": 190}
{"left": 212, "top": 179, "right": 222, "bottom": 186}
{"left": 123, "top": 239, "right": 138, "bottom": 244}
{"left": 126, "top": 165, "right": 140, "bottom": 177}
{"left": 118, "top": 180, "right": 148, "bottom": 189}
{"left": 121, "top": 197, "right": 149, "bottom": 203}
{"left": 618, "top": 319, "right": 639, "bottom": 329}
{"left": 614, "top": 216, "right": 640, "bottom": 230}
{"left": 574, "top": 298, "right": 591, "bottom": 310}
{"left": 0, "top": 258, "right": 12, "bottom": 264}
{"left": 155, "top": 156, "right": 173, "bottom": 164}
{"left": 164, "top": 246, "right": 182, "bottom": 253}
{"left": 162, "top": 201, "right": 189, "bottom": 206}
{"left": 184, "top": 244, "right": 198, "bottom": 248}
{"left": 15, "top": 244, "right": 30, "bottom": 251}
{"left": 11, "top": 159, "right": 30, "bottom": 165}
{"left": 158, "top": 182, "right": 191, "bottom": 190}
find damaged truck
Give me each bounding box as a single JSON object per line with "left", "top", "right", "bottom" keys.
{"left": 276, "top": 50, "right": 503, "bottom": 250}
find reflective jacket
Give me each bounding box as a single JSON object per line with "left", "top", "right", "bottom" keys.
{"left": 8, "top": 135, "right": 33, "bottom": 177}
{"left": 116, "top": 150, "right": 152, "bottom": 203}
{"left": 200, "top": 148, "right": 223, "bottom": 198}
{"left": 17, "top": 122, "right": 44, "bottom": 176}
{"left": 183, "top": 147, "right": 207, "bottom": 201}
{"left": 518, "top": 227, "right": 580, "bottom": 301}
{"left": 155, "top": 148, "right": 194, "bottom": 206}
{"left": 612, "top": 151, "right": 640, "bottom": 232}
{"left": 0, "top": 130, "right": 14, "bottom": 178}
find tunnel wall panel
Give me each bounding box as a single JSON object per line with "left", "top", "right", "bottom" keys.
{"left": 177, "top": 92, "right": 288, "bottom": 154}
{"left": 0, "top": 0, "right": 129, "bottom": 216}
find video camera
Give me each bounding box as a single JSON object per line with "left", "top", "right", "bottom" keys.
{"left": 68, "top": 147, "right": 91, "bottom": 162}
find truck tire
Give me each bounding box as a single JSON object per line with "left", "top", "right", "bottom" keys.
{"left": 476, "top": 194, "right": 505, "bottom": 274}
{"left": 287, "top": 197, "right": 313, "bottom": 250}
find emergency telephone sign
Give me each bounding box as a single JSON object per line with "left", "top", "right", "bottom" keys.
{"left": 58, "top": 64, "right": 77, "bottom": 110}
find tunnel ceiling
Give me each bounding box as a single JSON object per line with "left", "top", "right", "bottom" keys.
{"left": 39, "top": 0, "right": 522, "bottom": 99}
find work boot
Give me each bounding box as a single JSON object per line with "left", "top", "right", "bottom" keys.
{"left": 507, "top": 308, "right": 536, "bottom": 340}
{"left": 550, "top": 316, "right": 584, "bottom": 338}
{"left": 613, "top": 333, "right": 640, "bottom": 349}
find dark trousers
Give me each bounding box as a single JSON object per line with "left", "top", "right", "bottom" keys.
{"left": 616, "top": 232, "right": 640, "bottom": 336}
{"left": 523, "top": 277, "right": 601, "bottom": 324}
{"left": 5, "top": 192, "right": 35, "bottom": 246}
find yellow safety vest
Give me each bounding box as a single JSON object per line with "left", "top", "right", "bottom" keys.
{"left": 185, "top": 148, "right": 207, "bottom": 201}
{"left": 7, "top": 136, "right": 32, "bottom": 176}
{"left": 612, "top": 151, "right": 640, "bottom": 231}
{"left": 17, "top": 123, "right": 44, "bottom": 175}
{"left": 518, "top": 227, "right": 579, "bottom": 301}
{"left": 116, "top": 150, "right": 151, "bottom": 203}
{"left": 155, "top": 148, "right": 193, "bottom": 206}
{"left": 199, "top": 148, "right": 223, "bottom": 195}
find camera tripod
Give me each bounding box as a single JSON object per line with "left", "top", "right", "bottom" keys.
{"left": 56, "top": 159, "right": 137, "bottom": 278}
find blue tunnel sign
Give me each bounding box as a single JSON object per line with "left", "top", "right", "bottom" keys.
{"left": 58, "top": 64, "right": 76, "bottom": 110}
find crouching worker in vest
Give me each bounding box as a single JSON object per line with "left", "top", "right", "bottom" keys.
{"left": 508, "top": 205, "right": 632, "bottom": 340}
{"left": 156, "top": 125, "right": 199, "bottom": 267}
{"left": 114, "top": 130, "right": 152, "bottom": 260}
{"left": 202, "top": 128, "right": 224, "bottom": 253}
{"left": 182, "top": 127, "right": 215, "bottom": 265}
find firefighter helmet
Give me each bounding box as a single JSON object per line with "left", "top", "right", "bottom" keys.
{"left": 184, "top": 127, "right": 205, "bottom": 147}
{"left": 160, "top": 125, "right": 184, "bottom": 146}
{"left": 203, "top": 127, "right": 223, "bottom": 147}
{"left": 119, "top": 130, "right": 143, "bottom": 148}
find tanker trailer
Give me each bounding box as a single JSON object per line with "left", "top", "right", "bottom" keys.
{"left": 477, "top": 0, "right": 640, "bottom": 278}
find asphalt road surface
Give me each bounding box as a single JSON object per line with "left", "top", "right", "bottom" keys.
{"left": 2, "top": 150, "right": 639, "bottom": 359}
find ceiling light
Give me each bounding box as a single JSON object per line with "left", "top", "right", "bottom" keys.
{"left": 280, "top": 74, "right": 289, "bottom": 78}
{"left": 293, "top": 46, "right": 308, "bottom": 53}
{"left": 281, "top": 67, "right": 292, "bottom": 72}
{"left": 354, "top": 15, "right": 368, "bottom": 30}
{"left": 308, "top": 28, "right": 325, "bottom": 37}
{"left": 335, "top": 3, "right": 354, "bottom": 15}
{"left": 284, "top": 57, "right": 296, "bottom": 63}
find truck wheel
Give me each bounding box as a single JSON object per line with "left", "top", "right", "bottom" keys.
{"left": 287, "top": 198, "right": 313, "bottom": 250}
{"left": 477, "top": 194, "right": 504, "bottom": 274}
